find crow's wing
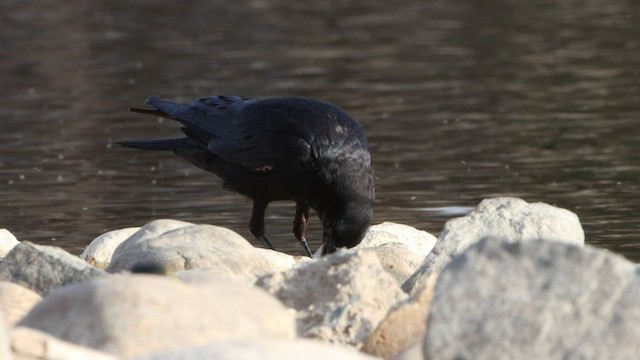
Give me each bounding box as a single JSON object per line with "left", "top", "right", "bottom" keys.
{"left": 143, "top": 96, "right": 318, "bottom": 173}
{"left": 142, "top": 95, "right": 250, "bottom": 130}
{"left": 206, "top": 98, "right": 322, "bottom": 173}
{"left": 206, "top": 97, "right": 366, "bottom": 173}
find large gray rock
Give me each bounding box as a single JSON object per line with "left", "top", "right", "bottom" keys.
{"left": 404, "top": 197, "right": 584, "bottom": 294}
{"left": 256, "top": 250, "right": 407, "bottom": 347}
{"left": 0, "top": 281, "right": 42, "bottom": 326}
{"left": 106, "top": 221, "right": 276, "bottom": 281}
{"left": 19, "top": 274, "right": 295, "bottom": 359}
{"left": 0, "top": 229, "right": 19, "bottom": 257}
{"left": 139, "top": 339, "right": 378, "bottom": 360}
{"left": 81, "top": 227, "right": 141, "bottom": 269}
{"left": 12, "top": 327, "right": 118, "bottom": 360}
{"left": 0, "top": 242, "right": 106, "bottom": 295}
{"left": 425, "top": 237, "right": 640, "bottom": 360}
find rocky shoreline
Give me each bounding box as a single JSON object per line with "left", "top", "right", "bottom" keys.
{"left": 1, "top": 197, "right": 638, "bottom": 359}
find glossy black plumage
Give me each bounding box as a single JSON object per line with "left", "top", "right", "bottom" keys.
{"left": 120, "top": 95, "right": 375, "bottom": 256}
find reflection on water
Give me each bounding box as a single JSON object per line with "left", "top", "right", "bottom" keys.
{"left": 1, "top": 1, "right": 640, "bottom": 260}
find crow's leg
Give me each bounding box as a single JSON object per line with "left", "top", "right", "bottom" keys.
{"left": 249, "top": 200, "right": 275, "bottom": 250}
{"left": 293, "top": 201, "right": 313, "bottom": 257}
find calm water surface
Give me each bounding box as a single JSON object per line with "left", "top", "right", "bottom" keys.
{"left": 2, "top": 1, "right": 640, "bottom": 260}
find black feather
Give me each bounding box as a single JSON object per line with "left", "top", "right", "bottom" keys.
{"left": 118, "top": 138, "right": 188, "bottom": 151}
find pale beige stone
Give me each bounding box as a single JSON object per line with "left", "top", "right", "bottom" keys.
{"left": 139, "top": 339, "right": 378, "bottom": 360}
{"left": 356, "top": 222, "right": 436, "bottom": 257}
{"left": 19, "top": 274, "right": 295, "bottom": 359}
{"left": 12, "top": 327, "right": 118, "bottom": 360}
{"left": 365, "top": 244, "right": 426, "bottom": 284}
{"left": 0, "top": 229, "right": 19, "bottom": 257}
{"left": 363, "top": 273, "right": 437, "bottom": 359}
{"left": 106, "top": 223, "right": 276, "bottom": 282}
{"left": 0, "top": 282, "right": 42, "bottom": 326}
{"left": 81, "top": 227, "right": 140, "bottom": 269}
{"left": 0, "top": 309, "right": 8, "bottom": 360}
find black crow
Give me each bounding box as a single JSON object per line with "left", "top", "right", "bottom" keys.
{"left": 120, "top": 95, "right": 375, "bottom": 256}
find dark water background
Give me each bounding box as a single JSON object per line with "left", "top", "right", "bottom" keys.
{"left": 2, "top": 1, "right": 639, "bottom": 260}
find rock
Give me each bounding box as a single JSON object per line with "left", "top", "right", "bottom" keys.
{"left": 256, "top": 250, "right": 407, "bottom": 347}
{"left": 362, "top": 273, "right": 437, "bottom": 359}
{"left": 106, "top": 222, "right": 277, "bottom": 282}
{"left": 0, "top": 229, "right": 19, "bottom": 257}
{"left": 132, "top": 219, "right": 194, "bottom": 236}
{"left": 424, "top": 237, "right": 640, "bottom": 360}
{"left": 403, "top": 197, "right": 584, "bottom": 294}
{"left": 0, "top": 282, "right": 42, "bottom": 326}
{"left": 19, "top": 274, "right": 295, "bottom": 359}
{"left": 174, "top": 267, "right": 251, "bottom": 284}
{"left": 81, "top": 227, "right": 141, "bottom": 269}
{"left": 356, "top": 222, "right": 436, "bottom": 257}
{"left": 352, "top": 223, "right": 437, "bottom": 285}
{"left": 114, "top": 219, "right": 194, "bottom": 246}
{"left": 173, "top": 250, "right": 309, "bottom": 284}
{"left": 139, "top": 339, "right": 378, "bottom": 360}
{"left": 0, "top": 310, "right": 8, "bottom": 360}
{"left": 12, "top": 327, "right": 118, "bottom": 360}
{"left": 364, "top": 244, "right": 426, "bottom": 285}
{"left": 105, "top": 219, "right": 192, "bottom": 271}
{"left": 392, "top": 342, "right": 423, "bottom": 360}
{"left": 0, "top": 242, "right": 107, "bottom": 295}
{"left": 254, "top": 248, "right": 309, "bottom": 271}
{"left": 175, "top": 251, "right": 303, "bottom": 285}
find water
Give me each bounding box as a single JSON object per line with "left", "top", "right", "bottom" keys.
{"left": 2, "top": 0, "right": 639, "bottom": 260}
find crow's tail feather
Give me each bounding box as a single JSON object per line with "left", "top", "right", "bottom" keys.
{"left": 118, "top": 138, "right": 188, "bottom": 151}
{"left": 128, "top": 108, "right": 168, "bottom": 118}
{"left": 128, "top": 96, "right": 187, "bottom": 120}
{"left": 145, "top": 96, "right": 186, "bottom": 117}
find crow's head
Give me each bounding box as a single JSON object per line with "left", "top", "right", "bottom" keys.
{"left": 320, "top": 188, "right": 374, "bottom": 255}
